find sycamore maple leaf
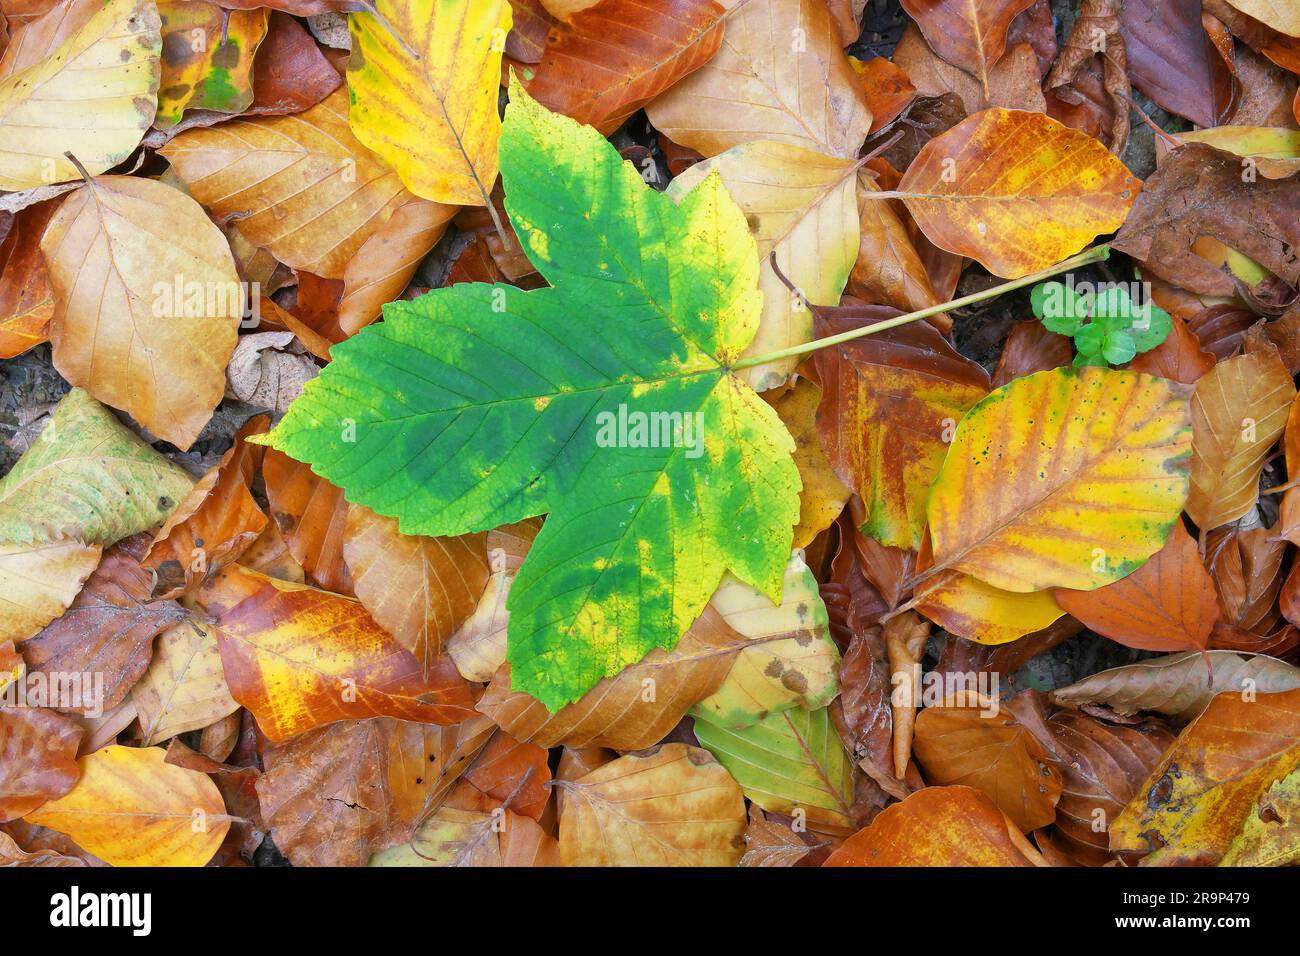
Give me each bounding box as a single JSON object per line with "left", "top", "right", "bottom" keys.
{"left": 257, "top": 83, "right": 801, "bottom": 710}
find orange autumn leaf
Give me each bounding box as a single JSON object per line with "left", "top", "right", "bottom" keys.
{"left": 1055, "top": 521, "right": 1218, "bottom": 653}
{"left": 200, "top": 566, "right": 477, "bottom": 741}
{"left": 263, "top": 446, "right": 352, "bottom": 595}
{"left": 897, "top": 108, "right": 1141, "bottom": 278}
{"left": 824, "top": 785, "right": 1044, "bottom": 866}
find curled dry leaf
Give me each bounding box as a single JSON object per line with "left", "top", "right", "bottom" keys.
{"left": 41, "top": 176, "right": 242, "bottom": 450}
{"left": 739, "top": 805, "right": 815, "bottom": 867}
{"left": 224, "top": 333, "right": 319, "bottom": 417}
{"left": 0, "top": 706, "right": 81, "bottom": 820}
{"left": 1051, "top": 649, "right": 1300, "bottom": 724}
{"left": 645, "top": 0, "right": 873, "bottom": 159}
{"left": 344, "top": 503, "right": 490, "bottom": 675}
{"left": 25, "top": 745, "right": 229, "bottom": 867}
{"left": 0, "top": 0, "right": 160, "bottom": 189}
{"left": 1111, "top": 688, "right": 1300, "bottom": 864}
{"left": 884, "top": 610, "right": 929, "bottom": 779}
{"left": 824, "top": 785, "right": 1041, "bottom": 866}
{"left": 556, "top": 743, "right": 747, "bottom": 866}
{"left": 1055, "top": 520, "right": 1219, "bottom": 654}
{"left": 198, "top": 565, "right": 477, "bottom": 741}
{"left": 897, "top": 108, "right": 1141, "bottom": 279}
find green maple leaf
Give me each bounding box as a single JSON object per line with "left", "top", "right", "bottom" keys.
{"left": 255, "top": 84, "right": 801, "bottom": 710}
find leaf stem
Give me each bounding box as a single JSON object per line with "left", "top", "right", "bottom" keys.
{"left": 730, "top": 245, "right": 1112, "bottom": 371}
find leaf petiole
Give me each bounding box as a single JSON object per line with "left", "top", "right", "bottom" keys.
{"left": 730, "top": 244, "right": 1112, "bottom": 371}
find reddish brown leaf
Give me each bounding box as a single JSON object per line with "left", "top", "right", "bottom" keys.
{"left": 0, "top": 707, "right": 81, "bottom": 820}
{"left": 1128, "top": 312, "right": 1217, "bottom": 384}
{"left": 263, "top": 447, "right": 353, "bottom": 595}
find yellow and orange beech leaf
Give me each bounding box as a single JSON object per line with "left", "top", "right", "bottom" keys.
{"left": 897, "top": 108, "right": 1142, "bottom": 278}
{"left": 24, "top": 745, "right": 229, "bottom": 867}
{"left": 198, "top": 566, "right": 477, "bottom": 741}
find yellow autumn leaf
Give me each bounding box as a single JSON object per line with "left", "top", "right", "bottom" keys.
{"left": 0, "top": 539, "right": 100, "bottom": 643}
{"left": 926, "top": 367, "right": 1192, "bottom": 593}
{"left": 0, "top": 0, "right": 161, "bottom": 190}
{"left": 914, "top": 569, "right": 1065, "bottom": 645}
{"left": 346, "top": 0, "right": 511, "bottom": 204}
{"left": 24, "top": 745, "right": 229, "bottom": 867}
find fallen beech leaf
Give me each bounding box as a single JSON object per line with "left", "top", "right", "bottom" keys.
{"left": 1222, "top": 0, "right": 1300, "bottom": 37}
{"left": 154, "top": 3, "right": 267, "bottom": 128}
{"left": 1111, "top": 688, "right": 1300, "bottom": 864}
{"left": 244, "top": 10, "right": 342, "bottom": 117}
{"left": 852, "top": 56, "right": 916, "bottom": 133}
{"left": 1052, "top": 650, "right": 1300, "bottom": 723}
{"left": 202, "top": 565, "right": 477, "bottom": 741}
{"left": 1221, "top": 766, "right": 1300, "bottom": 866}
{"left": 334, "top": 197, "right": 457, "bottom": 336}
{"left": 694, "top": 705, "right": 855, "bottom": 834}
{"left": 849, "top": 174, "right": 948, "bottom": 320}
{"left": 161, "top": 88, "right": 411, "bottom": 278}
{"left": 926, "top": 366, "right": 1192, "bottom": 592}
{"left": 1185, "top": 345, "right": 1294, "bottom": 530}
{"left": 885, "top": 610, "right": 929, "bottom": 778}
{"left": 462, "top": 729, "right": 551, "bottom": 822}
{"left": 899, "top": 0, "right": 1037, "bottom": 94}
{"left": 814, "top": 317, "right": 989, "bottom": 550}
{"left": 476, "top": 605, "right": 746, "bottom": 752}
{"left": 898, "top": 108, "right": 1141, "bottom": 278}
{"left": 1211, "top": 524, "right": 1287, "bottom": 633}
{"left": 256, "top": 715, "right": 496, "bottom": 866}
{"left": 892, "top": 25, "right": 1046, "bottom": 114}
{"left": 0, "top": 829, "right": 88, "bottom": 867}
{"left": 41, "top": 175, "right": 242, "bottom": 450}
{"left": 21, "top": 536, "right": 188, "bottom": 713}
{"left": 1111, "top": 143, "right": 1300, "bottom": 297}
{"left": 765, "top": 379, "right": 850, "bottom": 550}
{"left": 914, "top": 568, "right": 1067, "bottom": 645}
{"left": 837, "top": 623, "right": 895, "bottom": 781}
{"left": 0, "top": 707, "right": 81, "bottom": 820}
{"left": 991, "top": 319, "right": 1073, "bottom": 388}
{"left": 346, "top": 0, "right": 510, "bottom": 204}
{"left": 645, "top": 0, "right": 872, "bottom": 158}
{"left": 740, "top": 804, "right": 815, "bottom": 867}
{"left": 556, "top": 743, "right": 747, "bottom": 866}
{"left": 668, "top": 141, "right": 860, "bottom": 389}
{"left": 1127, "top": 312, "right": 1217, "bottom": 385}
{"left": 0, "top": 539, "right": 99, "bottom": 643}
{"left": 0, "top": 0, "right": 160, "bottom": 189}
{"left": 446, "top": 520, "right": 539, "bottom": 682}
{"left": 0, "top": 196, "right": 58, "bottom": 358}
{"left": 25, "top": 745, "right": 229, "bottom": 867}
{"left": 263, "top": 447, "right": 352, "bottom": 595}
{"left": 691, "top": 551, "right": 841, "bottom": 729}
{"left": 1030, "top": 709, "right": 1175, "bottom": 866}
{"left": 1055, "top": 521, "right": 1218, "bottom": 653}
{"left": 343, "top": 504, "right": 490, "bottom": 674}
{"left": 528, "top": 0, "right": 725, "bottom": 134}
{"left": 130, "top": 618, "right": 239, "bottom": 746}
{"left": 824, "top": 785, "right": 1039, "bottom": 865}
{"left": 143, "top": 416, "right": 269, "bottom": 599}
{"left": 1121, "top": 0, "right": 1237, "bottom": 128}
{"left": 506, "top": 0, "right": 557, "bottom": 63}
{"left": 913, "top": 704, "right": 1063, "bottom": 832}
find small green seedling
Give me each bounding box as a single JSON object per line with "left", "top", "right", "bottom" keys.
{"left": 1031, "top": 279, "right": 1172, "bottom": 367}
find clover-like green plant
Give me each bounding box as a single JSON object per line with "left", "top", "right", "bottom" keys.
{"left": 1031, "top": 278, "right": 1172, "bottom": 367}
